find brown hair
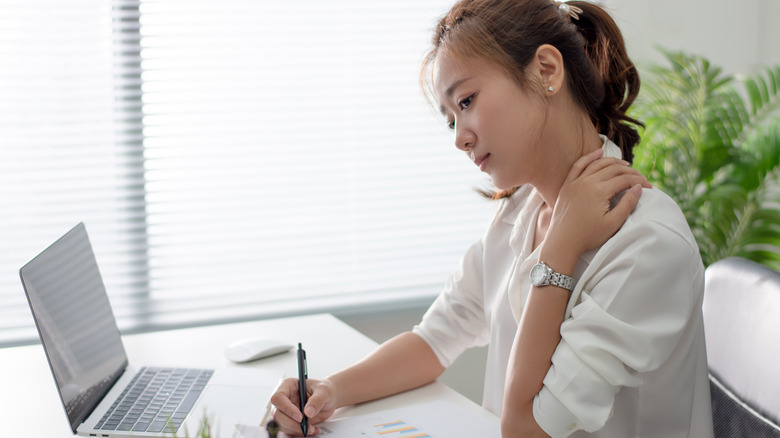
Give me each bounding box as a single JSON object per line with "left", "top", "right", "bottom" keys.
{"left": 421, "top": 0, "right": 643, "bottom": 199}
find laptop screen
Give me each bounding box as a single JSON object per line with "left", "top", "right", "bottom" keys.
{"left": 20, "top": 223, "right": 128, "bottom": 433}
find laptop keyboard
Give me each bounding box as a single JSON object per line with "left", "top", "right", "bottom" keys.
{"left": 94, "top": 367, "right": 214, "bottom": 433}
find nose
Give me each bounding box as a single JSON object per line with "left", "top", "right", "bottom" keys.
{"left": 454, "top": 123, "right": 475, "bottom": 152}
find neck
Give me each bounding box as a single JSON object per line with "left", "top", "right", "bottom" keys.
{"left": 533, "top": 110, "right": 602, "bottom": 208}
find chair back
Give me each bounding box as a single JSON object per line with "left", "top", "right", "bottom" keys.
{"left": 703, "top": 257, "right": 780, "bottom": 437}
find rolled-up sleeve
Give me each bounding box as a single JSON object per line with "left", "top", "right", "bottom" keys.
{"left": 533, "top": 213, "right": 701, "bottom": 437}
{"left": 413, "top": 238, "right": 489, "bottom": 368}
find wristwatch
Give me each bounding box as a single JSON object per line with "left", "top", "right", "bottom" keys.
{"left": 529, "top": 261, "right": 577, "bottom": 291}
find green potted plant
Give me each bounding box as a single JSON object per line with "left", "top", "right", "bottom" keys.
{"left": 632, "top": 50, "right": 780, "bottom": 270}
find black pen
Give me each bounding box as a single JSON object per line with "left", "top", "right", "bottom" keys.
{"left": 297, "top": 342, "right": 309, "bottom": 437}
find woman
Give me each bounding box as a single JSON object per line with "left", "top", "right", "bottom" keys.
{"left": 271, "top": 1, "right": 713, "bottom": 436}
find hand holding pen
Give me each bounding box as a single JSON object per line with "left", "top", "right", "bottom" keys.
{"left": 269, "top": 344, "right": 339, "bottom": 436}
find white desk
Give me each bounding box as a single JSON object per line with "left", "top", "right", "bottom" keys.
{"left": 0, "top": 314, "right": 498, "bottom": 437}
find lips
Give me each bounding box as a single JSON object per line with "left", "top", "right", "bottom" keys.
{"left": 473, "top": 153, "right": 490, "bottom": 170}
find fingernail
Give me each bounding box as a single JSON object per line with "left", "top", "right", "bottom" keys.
{"left": 620, "top": 159, "right": 630, "bottom": 166}
{"left": 631, "top": 184, "right": 642, "bottom": 196}
{"left": 305, "top": 406, "right": 316, "bottom": 418}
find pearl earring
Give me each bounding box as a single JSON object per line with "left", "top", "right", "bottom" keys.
{"left": 547, "top": 86, "right": 555, "bottom": 92}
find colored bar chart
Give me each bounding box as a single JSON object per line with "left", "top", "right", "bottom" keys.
{"left": 373, "top": 420, "right": 432, "bottom": 438}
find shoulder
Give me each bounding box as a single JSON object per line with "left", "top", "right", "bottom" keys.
{"left": 582, "top": 187, "right": 702, "bottom": 280}
{"left": 623, "top": 187, "right": 698, "bottom": 253}
{"left": 569, "top": 186, "right": 705, "bottom": 319}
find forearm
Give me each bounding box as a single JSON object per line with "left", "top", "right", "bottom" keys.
{"left": 326, "top": 331, "right": 445, "bottom": 409}
{"left": 501, "top": 152, "right": 647, "bottom": 437}
{"left": 502, "top": 243, "right": 578, "bottom": 438}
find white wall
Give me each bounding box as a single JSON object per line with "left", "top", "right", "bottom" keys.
{"left": 604, "top": 0, "right": 780, "bottom": 75}
{"left": 342, "top": 0, "right": 779, "bottom": 406}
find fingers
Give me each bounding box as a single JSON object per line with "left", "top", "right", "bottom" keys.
{"left": 271, "top": 378, "right": 303, "bottom": 422}
{"left": 599, "top": 172, "right": 652, "bottom": 202}
{"left": 567, "top": 149, "right": 651, "bottom": 189}
{"left": 573, "top": 156, "right": 652, "bottom": 201}
{"left": 593, "top": 162, "right": 652, "bottom": 189}
{"left": 304, "top": 388, "right": 330, "bottom": 420}
{"left": 270, "top": 377, "right": 335, "bottom": 437}
{"left": 607, "top": 184, "right": 643, "bottom": 223}
{"left": 567, "top": 148, "right": 604, "bottom": 181}
{"left": 578, "top": 156, "right": 632, "bottom": 179}
{"left": 302, "top": 379, "right": 336, "bottom": 435}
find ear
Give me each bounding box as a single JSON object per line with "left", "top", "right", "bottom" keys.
{"left": 529, "top": 44, "right": 565, "bottom": 95}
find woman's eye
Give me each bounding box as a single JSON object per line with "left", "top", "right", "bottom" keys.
{"left": 447, "top": 120, "right": 455, "bottom": 130}
{"left": 458, "top": 94, "right": 474, "bottom": 110}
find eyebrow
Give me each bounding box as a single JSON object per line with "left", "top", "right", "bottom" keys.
{"left": 438, "top": 76, "right": 473, "bottom": 115}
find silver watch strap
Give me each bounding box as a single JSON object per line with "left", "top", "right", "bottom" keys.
{"left": 549, "top": 271, "right": 577, "bottom": 291}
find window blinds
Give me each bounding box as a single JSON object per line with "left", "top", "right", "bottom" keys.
{"left": 0, "top": 0, "right": 149, "bottom": 345}
{"left": 0, "top": 0, "right": 494, "bottom": 347}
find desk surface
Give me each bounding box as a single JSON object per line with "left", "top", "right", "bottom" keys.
{"left": 0, "top": 314, "right": 498, "bottom": 437}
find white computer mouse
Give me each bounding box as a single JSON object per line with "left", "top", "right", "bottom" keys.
{"left": 224, "top": 338, "right": 294, "bottom": 363}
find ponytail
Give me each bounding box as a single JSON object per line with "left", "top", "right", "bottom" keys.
{"left": 567, "top": 1, "right": 642, "bottom": 163}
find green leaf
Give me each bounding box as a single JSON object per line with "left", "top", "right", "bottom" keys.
{"left": 634, "top": 49, "right": 780, "bottom": 269}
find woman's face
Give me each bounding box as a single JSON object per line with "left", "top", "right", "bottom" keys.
{"left": 434, "top": 53, "right": 548, "bottom": 190}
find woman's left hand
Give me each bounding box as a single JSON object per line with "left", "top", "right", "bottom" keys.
{"left": 546, "top": 149, "right": 652, "bottom": 258}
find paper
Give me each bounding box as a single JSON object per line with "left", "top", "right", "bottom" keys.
{"left": 316, "top": 399, "right": 499, "bottom": 437}
{"left": 235, "top": 423, "right": 269, "bottom": 438}
{"left": 236, "top": 398, "right": 499, "bottom": 438}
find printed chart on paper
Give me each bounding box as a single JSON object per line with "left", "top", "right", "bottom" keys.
{"left": 372, "top": 419, "right": 432, "bottom": 437}
{"left": 316, "top": 399, "right": 499, "bottom": 437}
{"left": 319, "top": 418, "right": 432, "bottom": 437}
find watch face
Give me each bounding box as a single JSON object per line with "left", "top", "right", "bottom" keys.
{"left": 530, "top": 263, "right": 547, "bottom": 285}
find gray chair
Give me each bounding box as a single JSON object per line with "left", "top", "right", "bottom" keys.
{"left": 703, "top": 257, "right": 780, "bottom": 437}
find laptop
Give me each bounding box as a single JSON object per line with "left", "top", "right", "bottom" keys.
{"left": 20, "top": 222, "right": 280, "bottom": 437}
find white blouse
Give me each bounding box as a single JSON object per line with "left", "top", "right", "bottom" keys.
{"left": 413, "top": 138, "right": 714, "bottom": 437}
